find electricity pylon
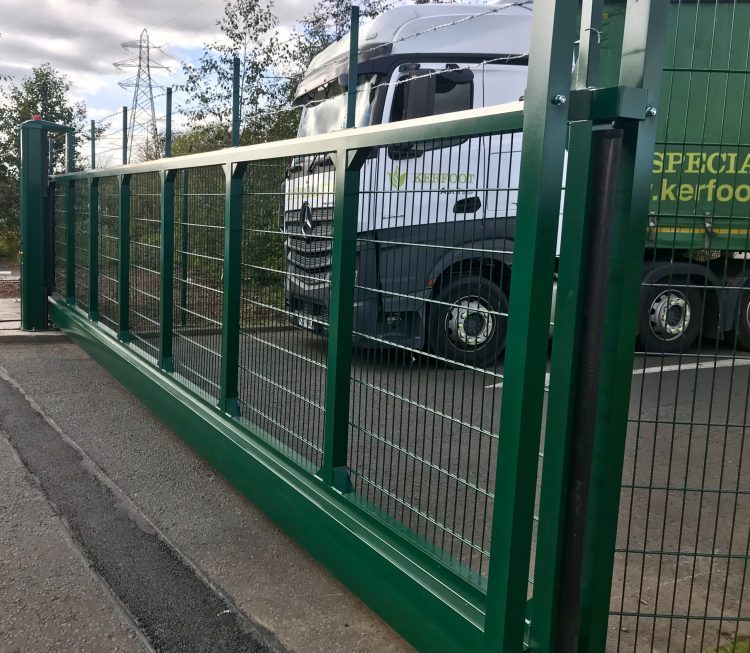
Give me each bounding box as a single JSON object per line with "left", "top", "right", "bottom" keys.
{"left": 114, "top": 29, "right": 169, "bottom": 162}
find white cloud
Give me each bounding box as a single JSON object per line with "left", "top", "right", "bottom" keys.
{"left": 0, "top": 0, "right": 318, "bottom": 117}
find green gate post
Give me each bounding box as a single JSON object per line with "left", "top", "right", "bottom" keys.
{"left": 529, "top": 120, "right": 596, "bottom": 653}
{"left": 19, "top": 120, "right": 72, "bottom": 330}
{"left": 219, "top": 161, "right": 247, "bottom": 415}
{"left": 577, "top": 2, "right": 667, "bottom": 651}
{"left": 159, "top": 170, "right": 176, "bottom": 371}
{"left": 65, "top": 131, "right": 76, "bottom": 305}
{"left": 529, "top": 2, "right": 603, "bottom": 649}
{"left": 320, "top": 148, "right": 369, "bottom": 491}
{"left": 118, "top": 174, "right": 131, "bottom": 341}
{"left": 88, "top": 177, "right": 99, "bottom": 320}
{"left": 482, "top": 0, "right": 578, "bottom": 649}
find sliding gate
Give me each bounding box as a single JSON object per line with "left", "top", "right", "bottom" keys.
{"left": 16, "top": 1, "right": 694, "bottom": 650}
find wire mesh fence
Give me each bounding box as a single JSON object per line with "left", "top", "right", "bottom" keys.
{"left": 237, "top": 156, "right": 334, "bottom": 469}
{"left": 173, "top": 166, "right": 225, "bottom": 400}
{"left": 129, "top": 172, "right": 161, "bottom": 359}
{"left": 53, "top": 183, "right": 66, "bottom": 294}
{"left": 98, "top": 177, "right": 120, "bottom": 332}
{"left": 74, "top": 180, "right": 89, "bottom": 312}
{"left": 609, "top": 2, "right": 750, "bottom": 651}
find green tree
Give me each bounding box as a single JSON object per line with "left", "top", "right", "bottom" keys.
{"left": 284, "top": 0, "right": 389, "bottom": 82}
{"left": 179, "top": 0, "right": 288, "bottom": 146}
{"left": 0, "top": 63, "right": 90, "bottom": 241}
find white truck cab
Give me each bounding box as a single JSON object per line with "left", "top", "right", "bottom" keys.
{"left": 283, "top": 3, "right": 540, "bottom": 366}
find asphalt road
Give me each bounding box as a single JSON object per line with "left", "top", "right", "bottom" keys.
{"left": 1, "top": 328, "right": 747, "bottom": 652}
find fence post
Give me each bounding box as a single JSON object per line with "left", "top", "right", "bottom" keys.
{"left": 159, "top": 169, "right": 176, "bottom": 371}
{"left": 219, "top": 161, "right": 246, "bottom": 415}
{"left": 122, "top": 106, "right": 128, "bottom": 165}
{"left": 319, "top": 148, "right": 368, "bottom": 491}
{"left": 482, "top": 0, "right": 578, "bottom": 649}
{"left": 88, "top": 177, "right": 99, "bottom": 320}
{"left": 346, "top": 4, "right": 359, "bottom": 129}
{"left": 19, "top": 121, "right": 55, "bottom": 330}
{"left": 90, "top": 119, "right": 96, "bottom": 169}
{"left": 164, "top": 88, "right": 172, "bottom": 158}
{"left": 231, "top": 57, "right": 240, "bottom": 147}
{"left": 65, "top": 131, "right": 76, "bottom": 305}
{"left": 578, "top": 2, "right": 667, "bottom": 650}
{"left": 118, "top": 174, "right": 131, "bottom": 341}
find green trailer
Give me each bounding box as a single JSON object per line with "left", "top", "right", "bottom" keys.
{"left": 599, "top": 1, "right": 750, "bottom": 351}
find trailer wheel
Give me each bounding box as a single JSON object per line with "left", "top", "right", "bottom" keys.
{"left": 733, "top": 289, "right": 750, "bottom": 350}
{"left": 639, "top": 283, "right": 702, "bottom": 353}
{"left": 429, "top": 275, "right": 508, "bottom": 367}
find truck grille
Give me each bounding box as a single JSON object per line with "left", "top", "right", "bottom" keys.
{"left": 284, "top": 207, "right": 333, "bottom": 280}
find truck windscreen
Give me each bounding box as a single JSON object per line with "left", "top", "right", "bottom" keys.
{"left": 297, "top": 74, "right": 379, "bottom": 137}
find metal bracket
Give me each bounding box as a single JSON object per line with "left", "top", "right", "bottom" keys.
{"left": 568, "top": 86, "right": 650, "bottom": 123}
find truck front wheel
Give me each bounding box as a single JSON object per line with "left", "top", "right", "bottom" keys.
{"left": 733, "top": 289, "right": 750, "bottom": 350}
{"left": 639, "top": 283, "right": 702, "bottom": 353}
{"left": 429, "top": 275, "right": 508, "bottom": 367}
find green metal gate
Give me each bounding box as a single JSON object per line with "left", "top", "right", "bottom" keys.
{"left": 17, "top": 1, "right": 686, "bottom": 651}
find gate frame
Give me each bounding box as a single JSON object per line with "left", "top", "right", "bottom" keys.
{"left": 19, "top": 0, "right": 668, "bottom": 648}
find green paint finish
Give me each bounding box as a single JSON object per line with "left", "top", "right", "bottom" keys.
{"left": 482, "top": 0, "right": 579, "bottom": 650}
{"left": 320, "top": 148, "right": 368, "bottom": 491}
{"left": 89, "top": 178, "right": 99, "bottom": 320}
{"left": 117, "top": 174, "right": 131, "bottom": 341}
{"left": 219, "top": 162, "right": 246, "bottom": 415}
{"left": 49, "top": 297, "right": 486, "bottom": 653}
{"left": 529, "top": 120, "right": 595, "bottom": 652}
{"left": 159, "top": 170, "right": 175, "bottom": 371}
{"left": 578, "top": 2, "right": 669, "bottom": 652}
{"left": 19, "top": 120, "right": 73, "bottom": 330}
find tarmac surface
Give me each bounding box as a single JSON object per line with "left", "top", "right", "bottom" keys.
{"left": 0, "top": 339, "right": 411, "bottom": 653}
{"left": 1, "top": 294, "right": 748, "bottom": 651}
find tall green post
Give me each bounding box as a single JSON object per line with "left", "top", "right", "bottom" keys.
{"left": 219, "top": 162, "right": 246, "bottom": 415}
{"left": 231, "top": 57, "right": 240, "bottom": 147}
{"left": 578, "top": 2, "right": 667, "bottom": 651}
{"left": 320, "top": 148, "right": 368, "bottom": 491}
{"left": 346, "top": 4, "right": 360, "bottom": 129}
{"left": 482, "top": 0, "right": 578, "bottom": 650}
{"left": 19, "top": 120, "right": 73, "bottom": 330}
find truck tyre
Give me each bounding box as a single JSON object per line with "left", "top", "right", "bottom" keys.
{"left": 639, "top": 282, "right": 702, "bottom": 353}
{"left": 429, "top": 275, "right": 508, "bottom": 367}
{"left": 733, "top": 289, "right": 750, "bottom": 350}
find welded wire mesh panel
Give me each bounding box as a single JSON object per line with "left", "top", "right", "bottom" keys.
{"left": 610, "top": 3, "right": 750, "bottom": 651}
{"left": 98, "top": 176, "right": 119, "bottom": 332}
{"left": 345, "top": 131, "right": 520, "bottom": 577}
{"left": 173, "top": 167, "right": 224, "bottom": 399}
{"left": 236, "top": 156, "right": 334, "bottom": 468}
{"left": 129, "top": 173, "right": 161, "bottom": 359}
{"left": 74, "top": 180, "right": 89, "bottom": 311}
{"left": 53, "top": 183, "right": 66, "bottom": 293}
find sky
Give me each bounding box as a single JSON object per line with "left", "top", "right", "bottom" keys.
{"left": 0, "top": 0, "right": 316, "bottom": 120}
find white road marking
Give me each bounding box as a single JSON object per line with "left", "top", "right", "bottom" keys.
{"left": 485, "top": 357, "right": 750, "bottom": 389}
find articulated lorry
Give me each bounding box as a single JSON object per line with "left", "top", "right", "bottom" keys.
{"left": 283, "top": 1, "right": 750, "bottom": 365}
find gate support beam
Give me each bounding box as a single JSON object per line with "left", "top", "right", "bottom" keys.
{"left": 483, "top": 0, "right": 578, "bottom": 649}
{"left": 320, "top": 148, "right": 369, "bottom": 492}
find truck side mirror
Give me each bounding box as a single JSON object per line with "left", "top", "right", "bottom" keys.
{"left": 402, "top": 73, "right": 436, "bottom": 121}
